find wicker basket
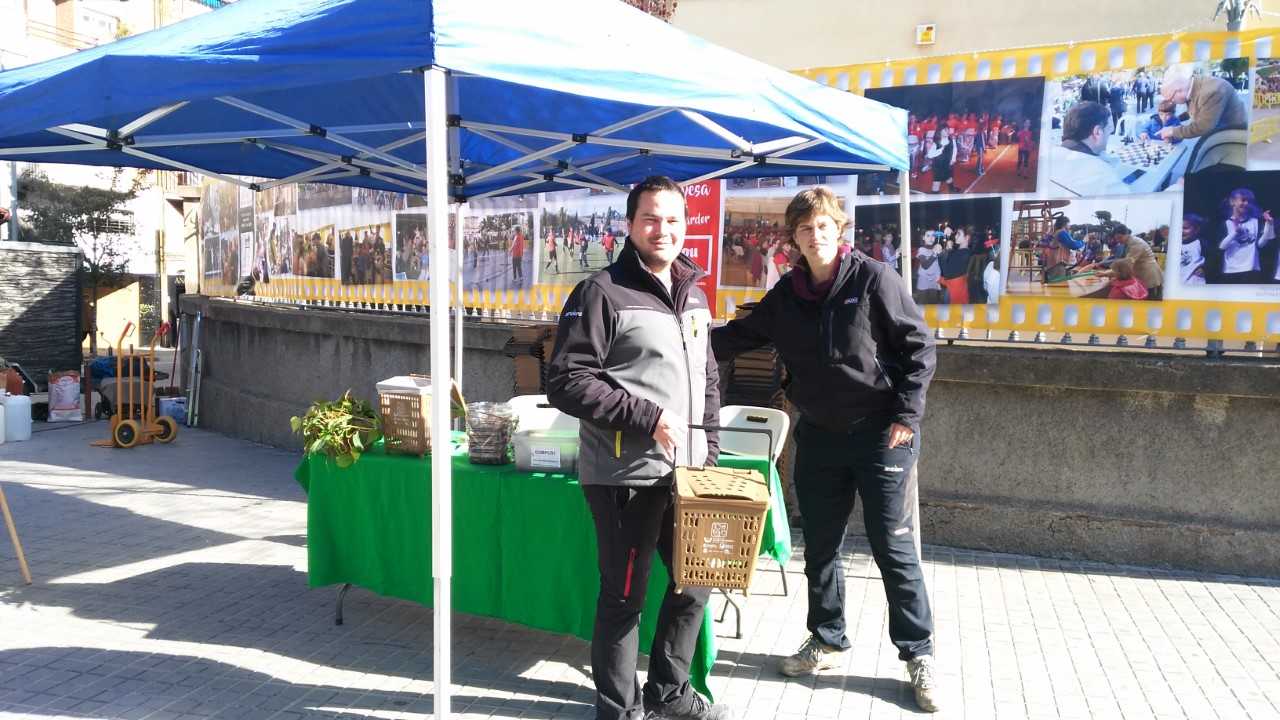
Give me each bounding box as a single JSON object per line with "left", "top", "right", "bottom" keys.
{"left": 672, "top": 464, "right": 770, "bottom": 592}
{"left": 377, "top": 376, "right": 432, "bottom": 456}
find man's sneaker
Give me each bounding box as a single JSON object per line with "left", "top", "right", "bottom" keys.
{"left": 906, "top": 654, "right": 940, "bottom": 712}
{"left": 643, "top": 691, "right": 733, "bottom": 720}
{"left": 778, "top": 635, "right": 846, "bottom": 677}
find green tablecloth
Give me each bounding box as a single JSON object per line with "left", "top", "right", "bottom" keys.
{"left": 294, "top": 436, "right": 791, "bottom": 699}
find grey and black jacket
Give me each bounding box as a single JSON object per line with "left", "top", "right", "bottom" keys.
{"left": 547, "top": 241, "right": 720, "bottom": 487}
{"left": 711, "top": 248, "right": 935, "bottom": 433}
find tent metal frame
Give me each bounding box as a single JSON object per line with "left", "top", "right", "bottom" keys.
{"left": 3, "top": 88, "right": 898, "bottom": 201}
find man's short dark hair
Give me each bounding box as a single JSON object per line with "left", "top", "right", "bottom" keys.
{"left": 1063, "top": 101, "right": 1111, "bottom": 142}
{"left": 626, "top": 176, "right": 686, "bottom": 222}
{"left": 1110, "top": 223, "right": 1131, "bottom": 238}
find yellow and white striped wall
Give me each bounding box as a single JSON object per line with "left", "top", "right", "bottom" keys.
{"left": 924, "top": 296, "right": 1280, "bottom": 343}
{"left": 795, "top": 27, "right": 1280, "bottom": 92}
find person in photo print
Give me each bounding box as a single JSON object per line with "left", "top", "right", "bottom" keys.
{"left": 927, "top": 127, "right": 959, "bottom": 193}
{"left": 1050, "top": 101, "right": 1131, "bottom": 196}
{"left": 1180, "top": 213, "right": 1208, "bottom": 285}
{"left": 1140, "top": 100, "right": 1183, "bottom": 143}
{"left": 1101, "top": 258, "right": 1149, "bottom": 300}
{"left": 1108, "top": 224, "right": 1164, "bottom": 298}
{"left": 510, "top": 226, "right": 525, "bottom": 284}
{"left": 1217, "top": 188, "right": 1275, "bottom": 284}
{"left": 1157, "top": 65, "right": 1249, "bottom": 144}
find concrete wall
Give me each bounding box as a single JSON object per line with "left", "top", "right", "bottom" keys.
{"left": 0, "top": 242, "right": 81, "bottom": 381}
{"left": 182, "top": 296, "right": 526, "bottom": 449}
{"left": 913, "top": 345, "right": 1280, "bottom": 577}
{"left": 672, "top": 0, "right": 1277, "bottom": 70}
{"left": 187, "top": 299, "right": 1280, "bottom": 576}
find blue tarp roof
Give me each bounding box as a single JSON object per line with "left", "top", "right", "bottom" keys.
{"left": 0, "top": 0, "right": 907, "bottom": 198}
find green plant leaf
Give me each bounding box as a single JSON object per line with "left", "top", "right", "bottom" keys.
{"left": 295, "top": 391, "right": 382, "bottom": 468}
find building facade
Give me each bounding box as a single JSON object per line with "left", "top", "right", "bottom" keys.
{"left": 672, "top": 0, "right": 1280, "bottom": 70}
{"left": 1, "top": 0, "right": 229, "bottom": 354}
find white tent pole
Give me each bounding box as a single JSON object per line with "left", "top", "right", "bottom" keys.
{"left": 447, "top": 72, "right": 465, "bottom": 400}
{"left": 424, "top": 65, "right": 453, "bottom": 720}
{"left": 898, "top": 170, "right": 913, "bottom": 296}
{"left": 8, "top": 160, "right": 17, "bottom": 242}
{"left": 453, "top": 203, "right": 465, "bottom": 396}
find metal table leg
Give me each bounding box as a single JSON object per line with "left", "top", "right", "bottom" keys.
{"left": 335, "top": 583, "right": 352, "bottom": 626}
{"left": 715, "top": 589, "right": 743, "bottom": 639}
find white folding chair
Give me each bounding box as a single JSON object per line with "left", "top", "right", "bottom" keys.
{"left": 718, "top": 405, "right": 789, "bottom": 463}
{"left": 714, "top": 405, "right": 793, "bottom": 637}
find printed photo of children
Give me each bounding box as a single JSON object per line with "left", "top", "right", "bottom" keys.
{"left": 463, "top": 211, "right": 536, "bottom": 291}
{"left": 1005, "top": 197, "right": 1172, "bottom": 301}
{"left": 338, "top": 223, "right": 393, "bottom": 285}
{"left": 539, "top": 191, "right": 625, "bottom": 286}
{"left": 394, "top": 213, "right": 430, "bottom": 281}
{"left": 859, "top": 77, "right": 1044, "bottom": 196}
{"left": 293, "top": 224, "right": 336, "bottom": 279}
{"left": 1183, "top": 169, "right": 1280, "bottom": 286}
{"left": 856, "top": 197, "right": 1002, "bottom": 305}
{"left": 1047, "top": 60, "right": 1249, "bottom": 196}
{"left": 721, "top": 195, "right": 811, "bottom": 290}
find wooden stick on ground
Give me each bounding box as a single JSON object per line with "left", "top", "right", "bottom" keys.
{"left": 0, "top": 484, "right": 32, "bottom": 585}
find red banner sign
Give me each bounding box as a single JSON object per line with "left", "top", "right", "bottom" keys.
{"left": 682, "top": 181, "right": 722, "bottom": 316}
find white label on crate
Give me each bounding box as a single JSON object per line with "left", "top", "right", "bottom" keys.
{"left": 531, "top": 446, "right": 562, "bottom": 469}
{"left": 710, "top": 522, "right": 729, "bottom": 539}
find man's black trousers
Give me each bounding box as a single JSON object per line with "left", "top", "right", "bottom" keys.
{"left": 583, "top": 484, "right": 712, "bottom": 720}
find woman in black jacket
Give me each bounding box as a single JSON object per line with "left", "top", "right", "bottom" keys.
{"left": 711, "top": 187, "right": 940, "bottom": 713}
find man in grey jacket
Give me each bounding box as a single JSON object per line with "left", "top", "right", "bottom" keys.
{"left": 548, "top": 176, "right": 727, "bottom": 720}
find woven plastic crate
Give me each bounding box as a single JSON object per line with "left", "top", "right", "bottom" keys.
{"left": 673, "top": 465, "right": 770, "bottom": 592}
{"left": 377, "top": 376, "right": 432, "bottom": 456}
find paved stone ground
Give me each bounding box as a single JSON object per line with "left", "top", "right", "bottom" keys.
{"left": 1, "top": 422, "right": 1279, "bottom": 720}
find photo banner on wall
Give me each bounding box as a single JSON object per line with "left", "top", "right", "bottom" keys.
{"left": 1249, "top": 57, "right": 1280, "bottom": 170}
{"left": 538, "top": 191, "right": 626, "bottom": 290}
{"left": 854, "top": 197, "right": 1002, "bottom": 307}
{"left": 463, "top": 208, "right": 534, "bottom": 294}
{"left": 1005, "top": 196, "right": 1173, "bottom": 302}
{"left": 1045, "top": 59, "right": 1250, "bottom": 197}
{"left": 859, "top": 77, "right": 1045, "bottom": 197}
{"left": 1181, "top": 168, "right": 1280, "bottom": 302}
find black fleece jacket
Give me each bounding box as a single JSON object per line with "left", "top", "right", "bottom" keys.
{"left": 711, "top": 249, "right": 935, "bottom": 433}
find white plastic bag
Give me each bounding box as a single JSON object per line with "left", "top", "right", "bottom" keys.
{"left": 48, "top": 370, "right": 83, "bottom": 422}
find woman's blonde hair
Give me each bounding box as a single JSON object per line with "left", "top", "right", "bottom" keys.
{"left": 784, "top": 186, "right": 848, "bottom": 237}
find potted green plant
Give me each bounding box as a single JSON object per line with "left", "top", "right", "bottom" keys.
{"left": 290, "top": 391, "right": 383, "bottom": 468}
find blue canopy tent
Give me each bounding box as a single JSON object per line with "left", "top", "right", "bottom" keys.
{"left": 0, "top": 0, "right": 909, "bottom": 713}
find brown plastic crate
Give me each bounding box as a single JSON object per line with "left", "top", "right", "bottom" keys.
{"left": 673, "top": 465, "right": 770, "bottom": 593}
{"left": 379, "top": 391, "right": 431, "bottom": 456}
